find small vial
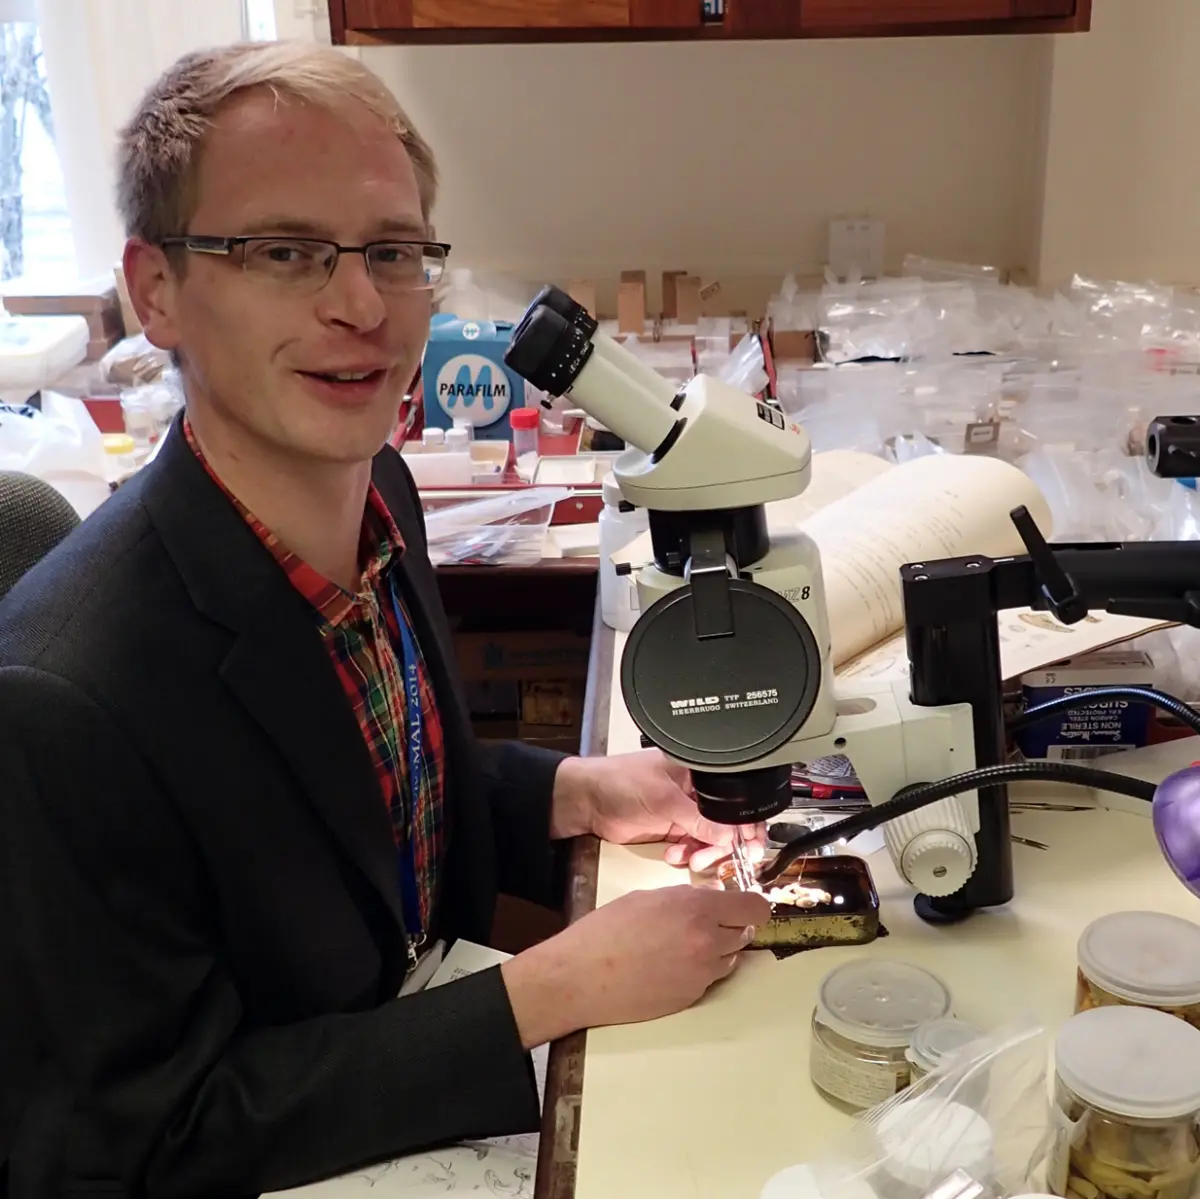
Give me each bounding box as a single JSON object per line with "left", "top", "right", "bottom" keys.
{"left": 510, "top": 407, "right": 540, "bottom": 482}
{"left": 422, "top": 427, "right": 445, "bottom": 450}
{"left": 445, "top": 426, "right": 470, "bottom": 453}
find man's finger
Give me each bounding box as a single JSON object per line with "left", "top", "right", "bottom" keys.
{"left": 687, "top": 841, "right": 735, "bottom": 874}
{"left": 711, "top": 889, "right": 772, "bottom": 926}
{"left": 715, "top": 923, "right": 756, "bottom": 956}
{"left": 740, "top": 823, "right": 768, "bottom": 859}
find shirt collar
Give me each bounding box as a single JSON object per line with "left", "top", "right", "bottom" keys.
{"left": 181, "top": 414, "right": 406, "bottom": 626}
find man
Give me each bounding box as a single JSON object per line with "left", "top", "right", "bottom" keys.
{"left": 0, "top": 41, "right": 770, "bottom": 1199}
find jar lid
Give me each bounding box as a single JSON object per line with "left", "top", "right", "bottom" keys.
{"left": 877, "top": 1101, "right": 994, "bottom": 1190}
{"left": 102, "top": 433, "right": 135, "bottom": 456}
{"left": 1077, "top": 910, "right": 1200, "bottom": 1005}
{"left": 906, "top": 1018, "right": 984, "bottom": 1074}
{"left": 509, "top": 408, "right": 540, "bottom": 430}
{"left": 1056, "top": 1005, "right": 1200, "bottom": 1119}
{"left": 760, "top": 1165, "right": 877, "bottom": 1199}
{"left": 816, "top": 959, "right": 952, "bottom": 1049}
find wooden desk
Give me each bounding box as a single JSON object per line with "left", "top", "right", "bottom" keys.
{"left": 538, "top": 622, "right": 1200, "bottom": 1199}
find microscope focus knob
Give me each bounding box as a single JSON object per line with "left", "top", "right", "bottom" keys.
{"left": 884, "top": 797, "right": 978, "bottom": 899}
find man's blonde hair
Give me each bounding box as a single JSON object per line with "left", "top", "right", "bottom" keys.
{"left": 117, "top": 41, "right": 438, "bottom": 245}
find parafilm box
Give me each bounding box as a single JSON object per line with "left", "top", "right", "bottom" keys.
{"left": 1015, "top": 650, "right": 1156, "bottom": 763}
{"left": 420, "top": 314, "right": 529, "bottom": 441}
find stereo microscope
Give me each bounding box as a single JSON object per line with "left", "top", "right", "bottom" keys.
{"left": 505, "top": 288, "right": 1200, "bottom": 923}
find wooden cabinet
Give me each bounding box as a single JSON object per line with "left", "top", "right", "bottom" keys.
{"left": 726, "top": 0, "right": 1085, "bottom": 35}
{"left": 335, "top": 0, "right": 699, "bottom": 39}
{"left": 332, "top": 0, "right": 1089, "bottom": 43}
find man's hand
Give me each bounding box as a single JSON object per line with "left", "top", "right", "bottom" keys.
{"left": 500, "top": 886, "right": 772, "bottom": 1048}
{"left": 551, "top": 749, "right": 767, "bottom": 872}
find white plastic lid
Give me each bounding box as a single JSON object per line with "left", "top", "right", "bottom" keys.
{"left": 760, "top": 1165, "right": 877, "bottom": 1199}
{"left": 445, "top": 427, "right": 469, "bottom": 451}
{"left": 877, "top": 1101, "right": 994, "bottom": 1190}
{"left": 1055, "top": 1005, "right": 1200, "bottom": 1119}
{"left": 1077, "top": 910, "right": 1200, "bottom": 1005}
{"left": 907, "top": 1018, "right": 984, "bottom": 1075}
{"left": 816, "top": 960, "right": 952, "bottom": 1049}
{"left": 422, "top": 427, "right": 445, "bottom": 446}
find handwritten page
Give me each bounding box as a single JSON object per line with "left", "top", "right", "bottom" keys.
{"left": 837, "top": 608, "right": 1169, "bottom": 685}
{"left": 612, "top": 449, "right": 894, "bottom": 570}
{"left": 268, "top": 942, "right": 545, "bottom": 1199}
{"left": 800, "top": 453, "right": 1052, "bottom": 664}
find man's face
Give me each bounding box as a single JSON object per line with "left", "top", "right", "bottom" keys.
{"left": 133, "top": 90, "right": 432, "bottom": 467}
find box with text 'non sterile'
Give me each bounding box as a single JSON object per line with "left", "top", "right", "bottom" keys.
{"left": 1015, "top": 649, "right": 1156, "bottom": 763}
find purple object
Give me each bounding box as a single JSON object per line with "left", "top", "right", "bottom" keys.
{"left": 1153, "top": 764, "right": 1200, "bottom": 897}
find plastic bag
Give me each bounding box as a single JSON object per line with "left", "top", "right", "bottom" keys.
{"left": 0, "top": 392, "right": 111, "bottom": 517}
{"left": 716, "top": 332, "right": 769, "bottom": 397}
{"left": 423, "top": 486, "right": 572, "bottom": 566}
{"left": 100, "top": 332, "right": 171, "bottom": 388}
{"left": 805, "top": 1022, "right": 1053, "bottom": 1199}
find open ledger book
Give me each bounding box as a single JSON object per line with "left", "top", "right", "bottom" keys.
{"left": 617, "top": 449, "right": 1168, "bottom": 684}
{"left": 270, "top": 941, "right": 542, "bottom": 1198}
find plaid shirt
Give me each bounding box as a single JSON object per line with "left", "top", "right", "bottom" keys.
{"left": 183, "top": 419, "right": 447, "bottom": 943}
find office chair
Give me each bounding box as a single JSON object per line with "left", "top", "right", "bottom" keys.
{"left": 0, "top": 471, "right": 81, "bottom": 602}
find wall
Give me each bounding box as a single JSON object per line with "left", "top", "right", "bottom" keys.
{"left": 1035, "top": 0, "right": 1200, "bottom": 288}
{"left": 364, "top": 34, "right": 1050, "bottom": 309}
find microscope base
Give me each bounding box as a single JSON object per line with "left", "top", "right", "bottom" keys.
{"left": 913, "top": 893, "right": 976, "bottom": 925}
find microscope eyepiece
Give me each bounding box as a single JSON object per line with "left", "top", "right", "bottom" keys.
{"left": 504, "top": 305, "right": 594, "bottom": 399}
{"left": 1147, "top": 415, "right": 1200, "bottom": 479}
{"left": 528, "top": 284, "right": 599, "bottom": 339}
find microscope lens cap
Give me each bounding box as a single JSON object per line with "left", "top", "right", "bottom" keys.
{"left": 620, "top": 577, "right": 821, "bottom": 767}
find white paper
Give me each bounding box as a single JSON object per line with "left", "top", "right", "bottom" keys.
{"left": 268, "top": 942, "right": 546, "bottom": 1198}
{"left": 800, "top": 453, "right": 1053, "bottom": 664}
{"left": 837, "top": 608, "right": 1168, "bottom": 685}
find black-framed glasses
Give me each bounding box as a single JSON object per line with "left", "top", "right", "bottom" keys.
{"left": 158, "top": 235, "right": 451, "bottom": 294}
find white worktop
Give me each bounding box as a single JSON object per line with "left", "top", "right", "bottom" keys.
{"left": 575, "top": 631, "right": 1200, "bottom": 1199}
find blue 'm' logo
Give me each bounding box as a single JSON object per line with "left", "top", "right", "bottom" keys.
{"left": 435, "top": 353, "right": 512, "bottom": 423}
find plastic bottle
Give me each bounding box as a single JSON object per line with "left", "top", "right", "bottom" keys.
{"left": 440, "top": 268, "right": 488, "bottom": 321}
{"left": 510, "top": 407, "right": 540, "bottom": 482}
{"left": 598, "top": 472, "right": 649, "bottom": 632}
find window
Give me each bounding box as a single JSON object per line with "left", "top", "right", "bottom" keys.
{"left": 245, "top": 0, "right": 278, "bottom": 39}
{"left": 0, "top": 17, "right": 73, "bottom": 283}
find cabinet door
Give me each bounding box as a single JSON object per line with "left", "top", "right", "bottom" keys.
{"left": 630, "top": 0, "right": 700, "bottom": 26}
{"left": 726, "top": 0, "right": 803, "bottom": 34}
{"left": 342, "top": 0, "right": 637, "bottom": 28}
{"left": 727, "top": 0, "right": 1067, "bottom": 35}
{"left": 798, "top": 1, "right": 1016, "bottom": 30}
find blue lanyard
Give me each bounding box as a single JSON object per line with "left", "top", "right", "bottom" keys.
{"left": 388, "top": 572, "right": 425, "bottom": 960}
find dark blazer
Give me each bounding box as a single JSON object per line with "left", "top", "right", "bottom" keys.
{"left": 0, "top": 419, "right": 570, "bottom": 1198}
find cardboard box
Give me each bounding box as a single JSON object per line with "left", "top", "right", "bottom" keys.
{"left": 675, "top": 275, "right": 702, "bottom": 325}
{"left": 662, "top": 270, "right": 687, "bottom": 320}
{"left": 520, "top": 680, "right": 585, "bottom": 730}
{"left": 618, "top": 270, "right": 647, "bottom": 335}
{"left": 420, "top": 314, "right": 529, "bottom": 441}
{"left": 1016, "top": 650, "right": 1156, "bottom": 762}
{"left": 770, "top": 326, "right": 816, "bottom": 364}
{"left": 568, "top": 278, "right": 597, "bottom": 316}
{"left": 453, "top": 630, "right": 591, "bottom": 683}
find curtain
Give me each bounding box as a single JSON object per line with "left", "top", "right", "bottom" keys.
{"left": 35, "top": 0, "right": 247, "bottom": 278}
